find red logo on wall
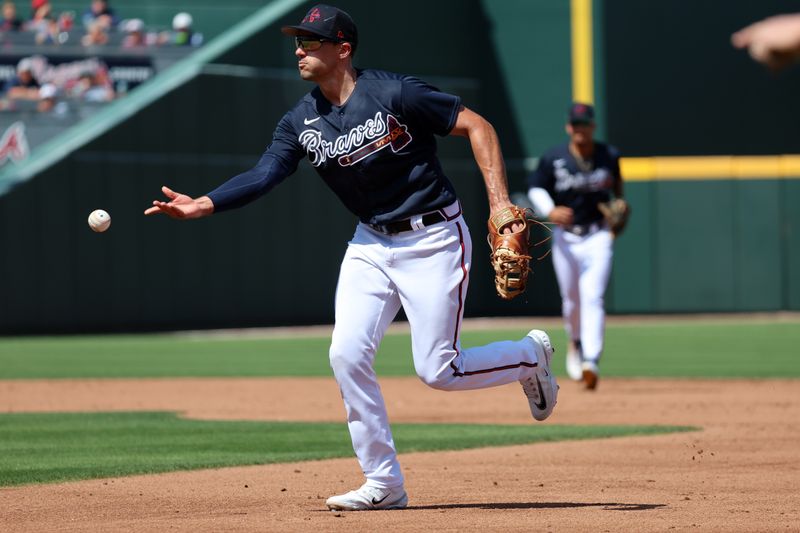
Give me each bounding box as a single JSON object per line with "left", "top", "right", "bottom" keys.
{"left": 0, "top": 122, "right": 29, "bottom": 166}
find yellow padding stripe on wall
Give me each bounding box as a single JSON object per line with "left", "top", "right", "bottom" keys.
{"left": 621, "top": 155, "right": 800, "bottom": 181}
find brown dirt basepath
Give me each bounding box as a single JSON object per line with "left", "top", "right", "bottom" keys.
{"left": 1, "top": 377, "right": 799, "bottom": 532}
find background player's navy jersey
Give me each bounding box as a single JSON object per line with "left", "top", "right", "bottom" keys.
{"left": 208, "top": 69, "right": 462, "bottom": 225}
{"left": 527, "top": 142, "right": 621, "bottom": 226}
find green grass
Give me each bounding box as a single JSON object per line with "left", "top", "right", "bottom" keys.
{"left": 0, "top": 411, "right": 695, "bottom": 487}
{"left": 0, "top": 321, "right": 798, "bottom": 379}
{"left": 584, "top": 322, "right": 800, "bottom": 378}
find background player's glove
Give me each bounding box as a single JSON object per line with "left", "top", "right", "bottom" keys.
{"left": 597, "top": 198, "right": 631, "bottom": 236}
{"left": 488, "top": 205, "right": 532, "bottom": 300}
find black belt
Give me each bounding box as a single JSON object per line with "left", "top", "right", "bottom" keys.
{"left": 368, "top": 211, "right": 446, "bottom": 235}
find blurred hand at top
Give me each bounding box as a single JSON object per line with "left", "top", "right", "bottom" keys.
{"left": 732, "top": 13, "right": 800, "bottom": 71}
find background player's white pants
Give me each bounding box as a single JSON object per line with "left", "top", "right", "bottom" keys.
{"left": 551, "top": 226, "right": 614, "bottom": 363}
{"left": 329, "top": 214, "right": 541, "bottom": 489}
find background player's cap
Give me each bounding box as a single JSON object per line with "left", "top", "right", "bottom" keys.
{"left": 281, "top": 4, "right": 358, "bottom": 47}
{"left": 569, "top": 102, "right": 595, "bottom": 124}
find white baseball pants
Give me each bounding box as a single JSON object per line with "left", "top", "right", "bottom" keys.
{"left": 329, "top": 210, "right": 541, "bottom": 489}
{"left": 551, "top": 226, "right": 614, "bottom": 363}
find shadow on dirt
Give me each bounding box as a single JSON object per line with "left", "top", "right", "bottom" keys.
{"left": 405, "top": 502, "right": 666, "bottom": 511}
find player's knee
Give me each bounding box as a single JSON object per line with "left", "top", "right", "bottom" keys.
{"left": 328, "top": 342, "right": 372, "bottom": 376}
{"left": 418, "top": 373, "right": 449, "bottom": 390}
{"left": 415, "top": 365, "right": 457, "bottom": 390}
{"left": 586, "top": 293, "right": 605, "bottom": 308}
{"left": 328, "top": 346, "right": 355, "bottom": 373}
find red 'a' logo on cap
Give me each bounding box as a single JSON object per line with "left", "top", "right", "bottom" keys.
{"left": 0, "top": 122, "right": 29, "bottom": 166}
{"left": 304, "top": 8, "right": 321, "bottom": 23}
{"left": 337, "top": 30, "right": 344, "bottom": 38}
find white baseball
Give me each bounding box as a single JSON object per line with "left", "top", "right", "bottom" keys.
{"left": 88, "top": 209, "right": 111, "bottom": 232}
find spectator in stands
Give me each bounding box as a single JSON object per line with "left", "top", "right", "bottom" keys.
{"left": 121, "top": 18, "right": 145, "bottom": 48}
{"left": 160, "top": 12, "right": 202, "bottom": 46}
{"left": 29, "top": 0, "right": 48, "bottom": 17}
{"left": 1, "top": 1, "right": 23, "bottom": 31}
{"left": 4, "top": 58, "right": 40, "bottom": 100}
{"left": 25, "top": 0, "right": 51, "bottom": 32}
{"left": 82, "top": 0, "right": 116, "bottom": 30}
{"left": 36, "top": 82, "right": 69, "bottom": 115}
{"left": 34, "top": 15, "right": 61, "bottom": 44}
{"left": 37, "top": 82, "right": 56, "bottom": 111}
{"left": 57, "top": 10, "right": 75, "bottom": 32}
{"left": 81, "top": 19, "right": 108, "bottom": 46}
{"left": 72, "top": 69, "right": 114, "bottom": 102}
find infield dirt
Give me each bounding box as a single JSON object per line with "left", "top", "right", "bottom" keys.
{"left": 2, "top": 376, "right": 799, "bottom": 532}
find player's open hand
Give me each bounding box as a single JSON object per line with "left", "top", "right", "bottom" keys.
{"left": 144, "top": 186, "right": 214, "bottom": 219}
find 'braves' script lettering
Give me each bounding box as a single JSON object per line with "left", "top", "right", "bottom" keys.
{"left": 299, "top": 112, "right": 390, "bottom": 167}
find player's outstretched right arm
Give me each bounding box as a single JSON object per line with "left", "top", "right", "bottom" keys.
{"left": 144, "top": 186, "right": 214, "bottom": 219}
{"left": 144, "top": 149, "right": 296, "bottom": 219}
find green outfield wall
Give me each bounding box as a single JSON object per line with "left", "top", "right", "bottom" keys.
{"left": 0, "top": 0, "right": 798, "bottom": 333}
{"left": 612, "top": 179, "right": 800, "bottom": 313}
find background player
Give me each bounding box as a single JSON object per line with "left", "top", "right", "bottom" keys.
{"left": 145, "top": 3, "right": 558, "bottom": 512}
{"left": 527, "top": 103, "right": 627, "bottom": 390}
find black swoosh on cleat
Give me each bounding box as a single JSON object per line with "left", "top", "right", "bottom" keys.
{"left": 371, "top": 494, "right": 389, "bottom": 505}
{"left": 533, "top": 375, "right": 547, "bottom": 410}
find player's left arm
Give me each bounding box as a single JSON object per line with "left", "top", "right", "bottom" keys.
{"left": 449, "top": 106, "right": 514, "bottom": 218}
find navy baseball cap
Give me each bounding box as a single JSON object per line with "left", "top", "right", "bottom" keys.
{"left": 569, "top": 102, "right": 595, "bottom": 124}
{"left": 281, "top": 4, "right": 358, "bottom": 47}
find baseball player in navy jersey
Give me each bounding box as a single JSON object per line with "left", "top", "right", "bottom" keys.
{"left": 527, "top": 103, "right": 627, "bottom": 391}
{"left": 145, "top": 4, "right": 558, "bottom": 511}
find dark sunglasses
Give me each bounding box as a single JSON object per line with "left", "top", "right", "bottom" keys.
{"left": 294, "top": 36, "right": 336, "bottom": 51}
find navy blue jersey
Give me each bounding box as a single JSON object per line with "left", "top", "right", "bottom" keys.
{"left": 527, "top": 142, "right": 621, "bottom": 226}
{"left": 207, "top": 69, "right": 462, "bottom": 225}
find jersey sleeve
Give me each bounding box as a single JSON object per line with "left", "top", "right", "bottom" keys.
{"left": 526, "top": 153, "right": 555, "bottom": 193}
{"left": 206, "top": 113, "right": 304, "bottom": 212}
{"left": 400, "top": 76, "right": 462, "bottom": 136}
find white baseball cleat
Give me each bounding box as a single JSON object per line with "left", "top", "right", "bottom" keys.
{"left": 520, "top": 330, "right": 559, "bottom": 421}
{"left": 566, "top": 349, "right": 583, "bottom": 381}
{"left": 582, "top": 360, "right": 599, "bottom": 390}
{"left": 326, "top": 483, "right": 408, "bottom": 511}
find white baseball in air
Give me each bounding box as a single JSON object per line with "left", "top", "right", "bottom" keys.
{"left": 88, "top": 209, "right": 111, "bottom": 232}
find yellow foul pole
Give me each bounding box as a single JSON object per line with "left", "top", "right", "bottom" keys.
{"left": 571, "top": 0, "right": 594, "bottom": 104}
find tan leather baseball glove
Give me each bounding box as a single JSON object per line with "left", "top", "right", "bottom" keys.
{"left": 488, "top": 205, "right": 532, "bottom": 300}
{"left": 597, "top": 198, "right": 631, "bottom": 236}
